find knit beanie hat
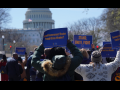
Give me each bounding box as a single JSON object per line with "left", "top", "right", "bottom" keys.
{"left": 51, "top": 55, "right": 66, "bottom": 70}
{"left": 91, "top": 51, "right": 102, "bottom": 63}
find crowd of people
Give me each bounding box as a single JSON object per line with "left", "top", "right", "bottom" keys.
{"left": 0, "top": 40, "right": 120, "bottom": 81}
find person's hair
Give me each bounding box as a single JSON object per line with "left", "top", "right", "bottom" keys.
{"left": 18, "top": 57, "right": 22, "bottom": 63}
{"left": 92, "top": 62, "right": 101, "bottom": 71}
{"left": 48, "top": 47, "right": 67, "bottom": 60}
{"left": 0, "top": 54, "right": 7, "bottom": 62}
{"left": 44, "top": 48, "right": 51, "bottom": 56}
{"left": 79, "top": 49, "right": 89, "bottom": 59}
{"left": 12, "top": 53, "right": 18, "bottom": 59}
{"left": 87, "top": 50, "right": 92, "bottom": 56}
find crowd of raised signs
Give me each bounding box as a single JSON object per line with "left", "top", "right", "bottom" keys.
{"left": 0, "top": 28, "right": 120, "bottom": 81}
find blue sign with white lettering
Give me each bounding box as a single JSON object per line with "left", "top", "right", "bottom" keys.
{"left": 15, "top": 47, "right": 26, "bottom": 55}
{"left": 110, "top": 31, "right": 120, "bottom": 49}
{"left": 73, "top": 35, "right": 92, "bottom": 49}
{"left": 101, "top": 44, "right": 117, "bottom": 57}
{"left": 103, "top": 42, "right": 111, "bottom": 46}
{"left": 43, "top": 28, "right": 68, "bottom": 48}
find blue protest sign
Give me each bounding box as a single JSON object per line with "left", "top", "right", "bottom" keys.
{"left": 73, "top": 35, "right": 92, "bottom": 49}
{"left": 103, "top": 42, "right": 111, "bottom": 46}
{"left": 40, "top": 59, "right": 44, "bottom": 61}
{"left": 43, "top": 28, "right": 68, "bottom": 48}
{"left": 15, "top": 47, "right": 26, "bottom": 55}
{"left": 110, "top": 31, "right": 120, "bottom": 49}
{"left": 101, "top": 44, "right": 117, "bottom": 57}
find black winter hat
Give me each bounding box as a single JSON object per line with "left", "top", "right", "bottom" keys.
{"left": 18, "top": 57, "right": 22, "bottom": 63}
{"left": 51, "top": 55, "right": 66, "bottom": 70}
{"left": 2, "top": 55, "right": 6, "bottom": 60}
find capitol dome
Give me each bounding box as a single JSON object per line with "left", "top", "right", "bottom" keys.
{"left": 27, "top": 8, "right": 50, "bottom": 12}
{"left": 23, "top": 8, "right": 55, "bottom": 30}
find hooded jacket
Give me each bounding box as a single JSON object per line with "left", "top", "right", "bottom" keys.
{"left": 31, "top": 42, "right": 83, "bottom": 81}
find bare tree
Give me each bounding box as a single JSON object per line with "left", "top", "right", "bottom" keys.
{"left": 67, "top": 19, "right": 89, "bottom": 41}
{"left": 66, "top": 17, "right": 103, "bottom": 46}
{"left": 3, "top": 29, "right": 22, "bottom": 43}
{"left": 0, "top": 28, "right": 31, "bottom": 54}
{"left": 0, "top": 8, "right": 11, "bottom": 29}
{"left": 37, "top": 26, "right": 47, "bottom": 43}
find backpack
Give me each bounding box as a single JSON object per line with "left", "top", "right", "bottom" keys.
{"left": 56, "top": 72, "right": 71, "bottom": 81}
{"left": 1, "top": 66, "right": 7, "bottom": 74}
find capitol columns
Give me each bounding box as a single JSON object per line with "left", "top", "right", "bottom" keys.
{"left": 43, "top": 23, "right": 44, "bottom": 29}
{"left": 35, "top": 22, "right": 36, "bottom": 28}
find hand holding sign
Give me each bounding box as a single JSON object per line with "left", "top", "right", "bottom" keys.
{"left": 40, "top": 43, "right": 43, "bottom": 47}
{"left": 67, "top": 40, "right": 71, "bottom": 44}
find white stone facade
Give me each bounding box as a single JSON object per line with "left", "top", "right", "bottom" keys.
{"left": 15, "top": 29, "right": 44, "bottom": 46}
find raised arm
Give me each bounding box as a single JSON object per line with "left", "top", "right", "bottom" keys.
{"left": 67, "top": 40, "right": 83, "bottom": 71}
{"left": 31, "top": 44, "right": 45, "bottom": 73}
{"left": 23, "top": 52, "right": 28, "bottom": 66}
{"left": 106, "top": 49, "right": 120, "bottom": 74}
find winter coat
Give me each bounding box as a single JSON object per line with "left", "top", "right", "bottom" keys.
{"left": 5, "top": 58, "right": 21, "bottom": 78}
{"left": 31, "top": 42, "right": 83, "bottom": 81}
{"left": 75, "top": 51, "right": 120, "bottom": 81}
{"left": 0, "top": 60, "right": 8, "bottom": 81}
{"left": 74, "top": 49, "right": 93, "bottom": 81}
{"left": 26, "top": 55, "right": 36, "bottom": 75}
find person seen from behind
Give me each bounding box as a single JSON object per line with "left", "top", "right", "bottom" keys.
{"left": 0, "top": 55, "right": 8, "bottom": 81}
{"left": 36, "top": 54, "right": 45, "bottom": 81}
{"left": 26, "top": 48, "right": 37, "bottom": 81}
{"left": 31, "top": 40, "right": 83, "bottom": 81}
{"left": 18, "top": 52, "right": 28, "bottom": 81}
{"left": 74, "top": 44, "right": 95, "bottom": 81}
{"left": 74, "top": 48, "right": 90, "bottom": 81}
{"left": 75, "top": 49, "right": 120, "bottom": 81}
{"left": 5, "top": 53, "right": 23, "bottom": 81}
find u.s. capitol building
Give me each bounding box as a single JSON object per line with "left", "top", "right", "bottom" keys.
{"left": 16, "top": 8, "right": 55, "bottom": 46}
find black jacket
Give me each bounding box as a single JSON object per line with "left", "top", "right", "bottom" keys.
{"left": 5, "top": 58, "right": 22, "bottom": 78}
